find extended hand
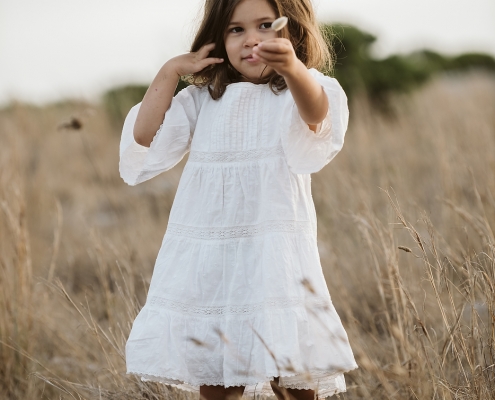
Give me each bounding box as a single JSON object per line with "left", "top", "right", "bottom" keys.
{"left": 170, "top": 43, "right": 224, "bottom": 77}
{"left": 251, "top": 38, "right": 300, "bottom": 78}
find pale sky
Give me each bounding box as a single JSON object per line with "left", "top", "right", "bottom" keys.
{"left": 1, "top": 0, "right": 494, "bottom": 105}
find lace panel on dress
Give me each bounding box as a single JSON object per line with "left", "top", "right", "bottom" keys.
{"left": 166, "top": 220, "right": 314, "bottom": 240}
{"left": 147, "top": 296, "right": 331, "bottom": 316}
{"left": 188, "top": 144, "right": 284, "bottom": 163}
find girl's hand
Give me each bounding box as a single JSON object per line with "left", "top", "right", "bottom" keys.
{"left": 169, "top": 43, "right": 224, "bottom": 77}
{"left": 251, "top": 38, "right": 300, "bottom": 78}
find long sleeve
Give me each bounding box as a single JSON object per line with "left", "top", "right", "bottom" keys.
{"left": 119, "top": 84, "right": 205, "bottom": 185}
{"left": 280, "top": 68, "right": 349, "bottom": 175}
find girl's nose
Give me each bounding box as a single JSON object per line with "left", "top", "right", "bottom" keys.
{"left": 244, "top": 31, "right": 260, "bottom": 48}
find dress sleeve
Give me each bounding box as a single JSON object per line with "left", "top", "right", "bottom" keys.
{"left": 280, "top": 68, "right": 349, "bottom": 175}
{"left": 119, "top": 84, "right": 204, "bottom": 186}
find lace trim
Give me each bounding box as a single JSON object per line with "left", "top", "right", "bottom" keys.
{"left": 156, "top": 123, "right": 164, "bottom": 135}
{"left": 166, "top": 220, "right": 314, "bottom": 240}
{"left": 128, "top": 369, "right": 352, "bottom": 397}
{"left": 147, "top": 296, "right": 330, "bottom": 316}
{"left": 278, "top": 371, "right": 346, "bottom": 389}
{"left": 188, "top": 144, "right": 284, "bottom": 163}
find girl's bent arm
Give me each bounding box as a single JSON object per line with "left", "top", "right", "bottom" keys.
{"left": 134, "top": 44, "right": 224, "bottom": 147}
{"left": 133, "top": 62, "right": 180, "bottom": 147}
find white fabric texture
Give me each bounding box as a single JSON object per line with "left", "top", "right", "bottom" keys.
{"left": 120, "top": 68, "right": 357, "bottom": 398}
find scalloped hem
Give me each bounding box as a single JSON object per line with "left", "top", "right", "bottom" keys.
{"left": 128, "top": 365, "right": 357, "bottom": 398}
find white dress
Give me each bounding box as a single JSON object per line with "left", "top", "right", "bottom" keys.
{"left": 120, "top": 68, "right": 358, "bottom": 398}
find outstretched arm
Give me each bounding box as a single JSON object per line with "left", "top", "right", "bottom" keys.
{"left": 134, "top": 43, "right": 224, "bottom": 147}
{"left": 252, "top": 39, "right": 328, "bottom": 132}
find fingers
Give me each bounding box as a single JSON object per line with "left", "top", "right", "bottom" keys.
{"left": 253, "top": 50, "right": 286, "bottom": 62}
{"left": 198, "top": 43, "right": 217, "bottom": 58}
{"left": 198, "top": 57, "right": 224, "bottom": 70}
{"left": 256, "top": 39, "right": 291, "bottom": 54}
{"left": 252, "top": 40, "right": 293, "bottom": 65}
{"left": 205, "top": 57, "right": 224, "bottom": 65}
{"left": 252, "top": 51, "right": 287, "bottom": 66}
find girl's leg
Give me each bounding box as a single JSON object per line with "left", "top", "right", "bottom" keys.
{"left": 270, "top": 377, "right": 317, "bottom": 400}
{"left": 199, "top": 384, "right": 245, "bottom": 400}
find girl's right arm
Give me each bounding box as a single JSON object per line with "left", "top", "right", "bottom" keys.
{"left": 133, "top": 43, "right": 224, "bottom": 147}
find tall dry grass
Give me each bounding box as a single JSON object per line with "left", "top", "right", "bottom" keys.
{"left": 0, "top": 71, "right": 494, "bottom": 399}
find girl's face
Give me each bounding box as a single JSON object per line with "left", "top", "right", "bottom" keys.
{"left": 224, "top": 0, "right": 278, "bottom": 83}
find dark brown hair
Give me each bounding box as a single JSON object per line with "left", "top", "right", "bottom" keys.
{"left": 188, "top": 0, "right": 332, "bottom": 99}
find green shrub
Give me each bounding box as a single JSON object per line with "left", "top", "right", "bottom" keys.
{"left": 325, "top": 24, "right": 495, "bottom": 107}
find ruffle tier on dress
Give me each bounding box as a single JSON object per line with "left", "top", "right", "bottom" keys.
{"left": 119, "top": 68, "right": 358, "bottom": 398}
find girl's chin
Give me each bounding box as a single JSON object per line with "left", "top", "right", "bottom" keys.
{"left": 239, "top": 67, "right": 273, "bottom": 82}
{"left": 240, "top": 75, "right": 265, "bottom": 83}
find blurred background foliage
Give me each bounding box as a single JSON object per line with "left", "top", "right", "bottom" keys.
{"left": 104, "top": 24, "right": 495, "bottom": 124}
{"left": 326, "top": 24, "right": 495, "bottom": 107}
{"left": 103, "top": 79, "right": 189, "bottom": 127}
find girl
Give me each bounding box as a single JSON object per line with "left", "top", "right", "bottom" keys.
{"left": 119, "top": 0, "right": 358, "bottom": 398}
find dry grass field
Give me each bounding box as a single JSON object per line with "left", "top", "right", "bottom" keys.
{"left": 1, "top": 71, "right": 494, "bottom": 399}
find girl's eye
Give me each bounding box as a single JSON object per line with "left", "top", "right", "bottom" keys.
{"left": 260, "top": 22, "right": 272, "bottom": 29}
{"left": 229, "top": 27, "right": 243, "bottom": 33}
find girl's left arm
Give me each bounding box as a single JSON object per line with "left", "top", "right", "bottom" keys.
{"left": 252, "top": 39, "right": 328, "bottom": 130}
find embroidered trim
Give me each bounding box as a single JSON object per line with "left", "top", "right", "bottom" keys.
{"left": 127, "top": 370, "right": 351, "bottom": 397}
{"left": 147, "top": 296, "right": 330, "bottom": 316}
{"left": 166, "top": 220, "right": 314, "bottom": 240}
{"left": 156, "top": 123, "right": 164, "bottom": 135}
{"left": 188, "top": 144, "right": 284, "bottom": 163}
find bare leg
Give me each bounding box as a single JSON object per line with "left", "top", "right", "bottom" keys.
{"left": 199, "top": 384, "right": 245, "bottom": 400}
{"left": 270, "top": 377, "right": 317, "bottom": 400}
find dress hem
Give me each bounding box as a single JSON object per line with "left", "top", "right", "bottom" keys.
{"left": 128, "top": 364, "right": 358, "bottom": 397}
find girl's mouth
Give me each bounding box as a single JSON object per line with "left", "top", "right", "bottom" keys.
{"left": 243, "top": 55, "right": 258, "bottom": 63}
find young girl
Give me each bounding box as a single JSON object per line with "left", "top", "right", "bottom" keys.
{"left": 119, "top": 0, "right": 358, "bottom": 398}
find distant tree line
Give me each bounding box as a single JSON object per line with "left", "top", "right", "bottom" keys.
{"left": 325, "top": 24, "right": 495, "bottom": 106}
{"left": 104, "top": 24, "right": 495, "bottom": 124}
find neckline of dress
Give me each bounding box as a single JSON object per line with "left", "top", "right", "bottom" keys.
{"left": 226, "top": 81, "right": 268, "bottom": 89}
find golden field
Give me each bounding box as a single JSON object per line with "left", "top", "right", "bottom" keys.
{"left": 1, "top": 71, "right": 494, "bottom": 399}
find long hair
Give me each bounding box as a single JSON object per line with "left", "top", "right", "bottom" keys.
{"left": 188, "top": 0, "right": 332, "bottom": 100}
